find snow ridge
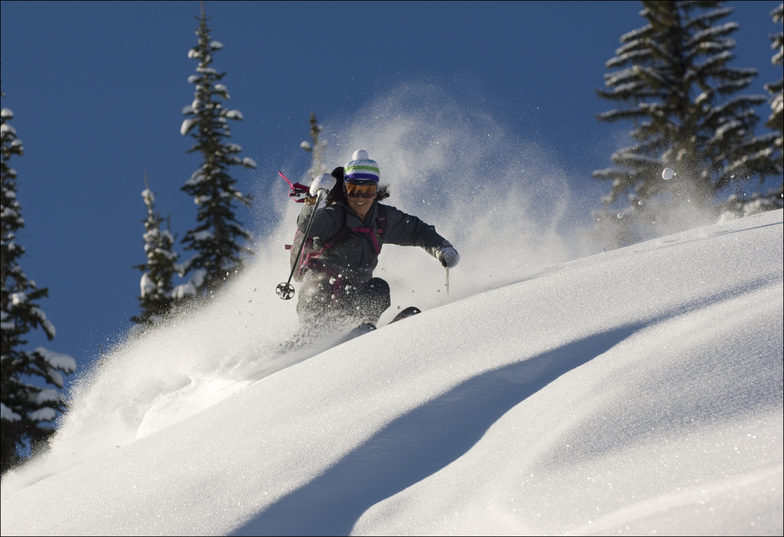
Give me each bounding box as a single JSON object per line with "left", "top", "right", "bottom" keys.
{"left": 1, "top": 210, "right": 781, "bottom": 536}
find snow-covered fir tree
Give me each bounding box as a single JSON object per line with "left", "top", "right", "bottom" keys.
{"left": 300, "top": 112, "right": 328, "bottom": 178}
{"left": 723, "top": 2, "right": 784, "bottom": 217}
{"left": 593, "top": 1, "right": 779, "bottom": 246}
{"left": 767, "top": 3, "right": 784, "bottom": 174}
{"left": 179, "top": 3, "right": 257, "bottom": 296}
{"left": 131, "top": 172, "right": 179, "bottom": 327}
{"left": 1, "top": 88, "right": 75, "bottom": 474}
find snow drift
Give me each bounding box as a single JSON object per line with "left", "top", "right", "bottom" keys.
{"left": 1, "top": 207, "right": 781, "bottom": 536}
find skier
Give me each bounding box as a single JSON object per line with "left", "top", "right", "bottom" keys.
{"left": 293, "top": 149, "right": 459, "bottom": 336}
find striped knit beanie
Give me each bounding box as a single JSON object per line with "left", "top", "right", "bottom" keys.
{"left": 344, "top": 149, "right": 380, "bottom": 182}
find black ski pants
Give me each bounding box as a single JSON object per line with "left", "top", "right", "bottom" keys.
{"left": 297, "top": 277, "right": 391, "bottom": 330}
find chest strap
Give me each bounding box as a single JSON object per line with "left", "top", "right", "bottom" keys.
{"left": 303, "top": 204, "right": 387, "bottom": 276}
{"left": 350, "top": 227, "right": 382, "bottom": 254}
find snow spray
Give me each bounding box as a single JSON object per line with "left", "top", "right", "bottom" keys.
{"left": 1, "top": 81, "right": 586, "bottom": 496}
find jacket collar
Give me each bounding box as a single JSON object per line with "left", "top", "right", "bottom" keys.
{"left": 342, "top": 199, "right": 378, "bottom": 226}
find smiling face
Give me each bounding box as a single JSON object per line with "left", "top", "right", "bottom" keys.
{"left": 347, "top": 191, "right": 376, "bottom": 219}
{"left": 345, "top": 181, "right": 377, "bottom": 220}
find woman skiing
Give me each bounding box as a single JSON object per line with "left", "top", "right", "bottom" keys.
{"left": 293, "top": 149, "right": 459, "bottom": 336}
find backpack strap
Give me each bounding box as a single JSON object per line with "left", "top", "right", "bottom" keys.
{"left": 296, "top": 203, "right": 387, "bottom": 275}
{"left": 299, "top": 209, "right": 349, "bottom": 275}
{"left": 324, "top": 209, "right": 352, "bottom": 249}
{"left": 279, "top": 170, "right": 310, "bottom": 203}
{"left": 326, "top": 204, "right": 385, "bottom": 251}
{"left": 349, "top": 204, "right": 386, "bottom": 254}
{"left": 377, "top": 204, "right": 386, "bottom": 234}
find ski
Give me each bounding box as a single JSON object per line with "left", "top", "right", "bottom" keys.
{"left": 280, "top": 307, "right": 421, "bottom": 352}
{"left": 389, "top": 306, "right": 421, "bottom": 324}
{"left": 335, "top": 322, "right": 377, "bottom": 345}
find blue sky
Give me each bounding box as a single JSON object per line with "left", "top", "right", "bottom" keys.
{"left": 1, "top": 1, "right": 781, "bottom": 388}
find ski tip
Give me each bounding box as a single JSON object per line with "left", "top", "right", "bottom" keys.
{"left": 389, "top": 306, "right": 422, "bottom": 324}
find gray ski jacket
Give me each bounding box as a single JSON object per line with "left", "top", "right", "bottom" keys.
{"left": 297, "top": 199, "right": 450, "bottom": 285}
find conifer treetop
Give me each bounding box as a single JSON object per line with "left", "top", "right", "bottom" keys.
{"left": 178, "top": 5, "right": 257, "bottom": 295}
{"left": 594, "top": 1, "right": 775, "bottom": 209}
{"left": 131, "top": 172, "right": 179, "bottom": 326}
{"left": 301, "top": 112, "right": 328, "bottom": 178}
{"left": 764, "top": 3, "right": 783, "bottom": 170}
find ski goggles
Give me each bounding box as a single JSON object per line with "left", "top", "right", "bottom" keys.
{"left": 345, "top": 180, "right": 377, "bottom": 199}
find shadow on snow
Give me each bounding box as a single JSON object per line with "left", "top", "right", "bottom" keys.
{"left": 232, "top": 324, "right": 642, "bottom": 536}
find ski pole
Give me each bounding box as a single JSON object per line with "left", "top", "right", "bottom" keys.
{"left": 445, "top": 267, "right": 450, "bottom": 296}
{"left": 276, "top": 190, "right": 325, "bottom": 300}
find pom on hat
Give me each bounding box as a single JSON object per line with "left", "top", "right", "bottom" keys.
{"left": 344, "top": 149, "right": 380, "bottom": 182}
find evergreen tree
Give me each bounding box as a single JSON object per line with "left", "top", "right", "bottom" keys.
{"left": 723, "top": 2, "right": 784, "bottom": 217}
{"left": 179, "top": 3, "right": 257, "bottom": 296}
{"left": 1, "top": 88, "right": 75, "bottom": 474}
{"left": 300, "top": 112, "right": 328, "bottom": 177}
{"left": 131, "top": 172, "right": 178, "bottom": 327}
{"left": 765, "top": 3, "right": 784, "bottom": 173}
{"left": 762, "top": 3, "right": 783, "bottom": 196}
{"left": 593, "top": 1, "right": 778, "bottom": 245}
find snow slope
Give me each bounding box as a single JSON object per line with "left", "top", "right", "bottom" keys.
{"left": 1, "top": 209, "right": 782, "bottom": 536}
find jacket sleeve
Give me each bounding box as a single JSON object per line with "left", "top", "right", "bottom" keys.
{"left": 297, "top": 202, "right": 343, "bottom": 240}
{"left": 381, "top": 204, "right": 451, "bottom": 257}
